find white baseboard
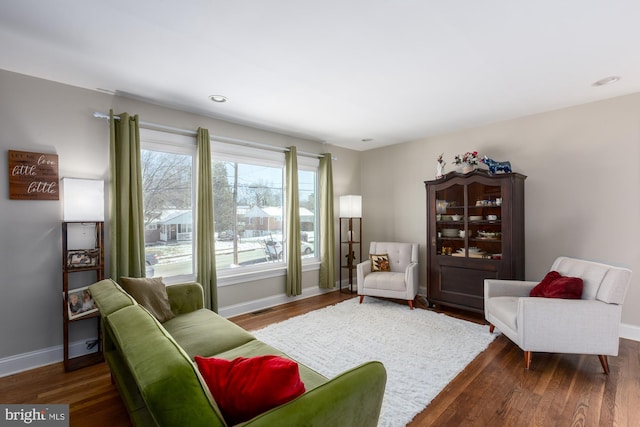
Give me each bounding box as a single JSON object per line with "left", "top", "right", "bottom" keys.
{"left": 620, "top": 322, "right": 640, "bottom": 342}
{"left": 218, "top": 286, "right": 338, "bottom": 318}
{"left": 0, "top": 338, "right": 98, "bottom": 378}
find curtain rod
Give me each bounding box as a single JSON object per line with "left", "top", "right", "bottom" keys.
{"left": 92, "top": 112, "right": 334, "bottom": 160}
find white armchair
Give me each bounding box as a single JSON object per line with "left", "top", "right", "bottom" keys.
{"left": 357, "top": 242, "right": 419, "bottom": 309}
{"left": 484, "top": 256, "right": 632, "bottom": 374}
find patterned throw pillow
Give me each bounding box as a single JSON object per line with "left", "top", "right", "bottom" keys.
{"left": 370, "top": 253, "right": 391, "bottom": 272}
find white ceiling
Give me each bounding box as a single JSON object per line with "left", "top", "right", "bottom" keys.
{"left": 1, "top": 1, "right": 639, "bottom": 151}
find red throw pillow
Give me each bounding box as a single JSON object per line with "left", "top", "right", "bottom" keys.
{"left": 529, "top": 271, "right": 561, "bottom": 297}
{"left": 530, "top": 271, "right": 583, "bottom": 299}
{"left": 195, "top": 355, "right": 305, "bottom": 425}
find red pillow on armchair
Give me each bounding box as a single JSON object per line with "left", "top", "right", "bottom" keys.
{"left": 195, "top": 355, "right": 305, "bottom": 425}
{"left": 529, "top": 271, "right": 583, "bottom": 299}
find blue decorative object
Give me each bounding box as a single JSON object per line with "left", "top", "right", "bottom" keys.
{"left": 480, "top": 156, "right": 512, "bottom": 174}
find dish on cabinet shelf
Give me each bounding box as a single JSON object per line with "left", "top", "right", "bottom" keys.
{"left": 453, "top": 249, "right": 487, "bottom": 258}
{"left": 455, "top": 247, "right": 484, "bottom": 253}
{"left": 469, "top": 215, "right": 483, "bottom": 221}
{"left": 441, "top": 228, "right": 459, "bottom": 237}
{"left": 477, "top": 231, "right": 501, "bottom": 239}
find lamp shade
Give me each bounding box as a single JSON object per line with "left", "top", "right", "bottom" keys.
{"left": 62, "top": 178, "right": 104, "bottom": 221}
{"left": 339, "top": 195, "right": 362, "bottom": 218}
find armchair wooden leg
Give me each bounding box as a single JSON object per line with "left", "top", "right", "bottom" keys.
{"left": 408, "top": 300, "right": 414, "bottom": 310}
{"left": 524, "top": 351, "right": 532, "bottom": 369}
{"left": 598, "top": 355, "right": 610, "bottom": 375}
{"left": 359, "top": 295, "right": 364, "bottom": 304}
{"left": 489, "top": 324, "right": 495, "bottom": 333}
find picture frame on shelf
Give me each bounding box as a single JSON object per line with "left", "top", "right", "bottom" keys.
{"left": 65, "top": 286, "right": 98, "bottom": 320}
{"left": 66, "top": 249, "right": 99, "bottom": 268}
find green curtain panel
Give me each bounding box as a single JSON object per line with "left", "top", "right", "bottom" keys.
{"left": 318, "top": 153, "right": 336, "bottom": 288}
{"left": 196, "top": 128, "right": 218, "bottom": 311}
{"left": 285, "top": 146, "right": 302, "bottom": 296}
{"left": 109, "top": 110, "right": 145, "bottom": 280}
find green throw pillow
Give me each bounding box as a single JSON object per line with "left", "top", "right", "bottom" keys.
{"left": 119, "top": 276, "right": 176, "bottom": 323}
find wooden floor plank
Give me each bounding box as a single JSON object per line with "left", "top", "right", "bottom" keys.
{"left": 1, "top": 291, "right": 638, "bottom": 426}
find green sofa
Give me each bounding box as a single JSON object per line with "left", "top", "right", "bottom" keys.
{"left": 89, "top": 279, "right": 386, "bottom": 427}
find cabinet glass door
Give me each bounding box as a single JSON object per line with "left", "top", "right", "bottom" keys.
{"left": 435, "top": 184, "right": 465, "bottom": 257}
{"left": 467, "top": 182, "right": 502, "bottom": 259}
{"left": 435, "top": 181, "right": 503, "bottom": 259}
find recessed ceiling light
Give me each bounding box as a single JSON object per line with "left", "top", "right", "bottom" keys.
{"left": 361, "top": 138, "right": 374, "bottom": 142}
{"left": 592, "top": 76, "right": 620, "bottom": 87}
{"left": 209, "top": 94, "right": 228, "bottom": 103}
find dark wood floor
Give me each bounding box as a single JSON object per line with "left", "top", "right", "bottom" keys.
{"left": 1, "top": 292, "right": 638, "bottom": 426}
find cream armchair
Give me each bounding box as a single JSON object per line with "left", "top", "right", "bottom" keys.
{"left": 484, "top": 256, "right": 632, "bottom": 374}
{"left": 357, "top": 242, "right": 419, "bottom": 309}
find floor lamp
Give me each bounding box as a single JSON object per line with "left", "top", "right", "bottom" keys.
{"left": 339, "top": 195, "right": 362, "bottom": 293}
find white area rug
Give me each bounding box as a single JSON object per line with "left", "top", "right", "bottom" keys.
{"left": 252, "top": 297, "right": 496, "bottom": 427}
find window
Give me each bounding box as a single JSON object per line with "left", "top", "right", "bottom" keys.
{"left": 140, "top": 129, "right": 196, "bottom": 283}
{"left": 212, "top": 143, "right": 285, "bottom": 272}
{"left": 140, "top": 130, "right": 319, "bottom": 284}
{"left": 212, "top": 142, "right": 319, "bottom": 277}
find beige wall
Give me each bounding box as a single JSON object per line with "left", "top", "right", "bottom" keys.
{"left": 360, "top": 93, "right": 640, "bottom": 329}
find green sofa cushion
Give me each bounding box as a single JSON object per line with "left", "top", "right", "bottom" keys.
{"left": 163, "top": 309, "right": 256, "bottom": 359}
{"left": 166, "top": 282, "right": 205, "bottom": 314}
{"left": 240, "top": 361, "right": 386, "bottom": 427}
{"left": 107, "top": 305, "right": 226, "bottom": 427}
{"left": 88, "top": 279, "right": 135, "bottom": 316}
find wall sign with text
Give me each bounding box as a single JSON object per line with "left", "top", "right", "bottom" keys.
{"left": 8, "top": 149, "right": 59, "bottom": 200}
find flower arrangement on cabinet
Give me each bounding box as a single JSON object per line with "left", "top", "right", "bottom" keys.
{"left": 453, "top": 151, "right": 479, "bottom": 166}
{"left": 453, "top": 151, "right": 479, "bottom": 173}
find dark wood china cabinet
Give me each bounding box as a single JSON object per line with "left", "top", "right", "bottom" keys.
{"left": 425, "top": 170, "right": 526, "bottom": 313}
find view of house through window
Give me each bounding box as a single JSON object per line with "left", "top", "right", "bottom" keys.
{"left": 213, "top": 160, "right": 283, "bottom": 269}
{"left": 212, "top": 160, "right": 318, "bottom": 271}
{"left": 141, "top": 147, "right": 195, "bottom": 279}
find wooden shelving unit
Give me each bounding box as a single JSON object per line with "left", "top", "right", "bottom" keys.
{"left": 339, "top": 217, "right": 362, "bottom": 293}
{"left": 62, "top": 221, "right": 105, "bottom": 371}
